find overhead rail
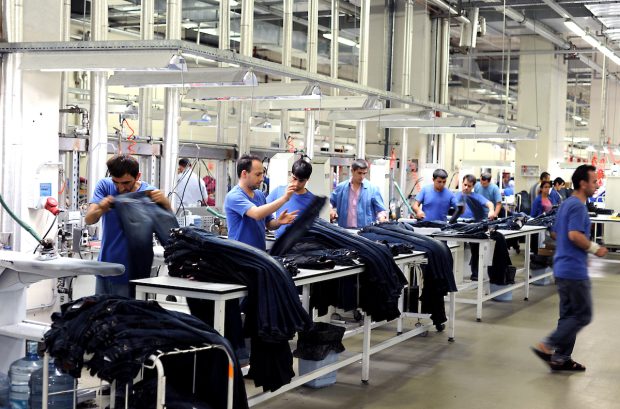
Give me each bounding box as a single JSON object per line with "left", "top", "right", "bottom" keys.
{"left": 0, "top": 40, "right": 539, "bottom": 132}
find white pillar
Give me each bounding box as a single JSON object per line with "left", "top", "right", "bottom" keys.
{"left": 515, "top": 36, "right": 567, "bottom": 189}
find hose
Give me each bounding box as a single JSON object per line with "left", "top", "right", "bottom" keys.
{"left": 205, "top": 206, "right": 226, "bottom": 219}
{"left": 393, "top": 181, "right": 414, "bottom": 214}
{"left": 0, "top": 192, "right": 43, "bottom": 243}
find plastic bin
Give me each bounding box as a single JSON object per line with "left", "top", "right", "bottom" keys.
{"left": 298, "top": 352, "right": 339, "bottom": 389}
{"left": 490, "top": 283, "right": 513, "bottom": 302}
{"left": 531, "top": 267, "right": 554, "bottom": 286}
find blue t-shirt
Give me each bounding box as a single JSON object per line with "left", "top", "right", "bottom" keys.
{"left": 415, "top": 185, "right": 457, "bottom": 222}
{"left": 550, "top": 189, "right": 562, "bottom": 205}
{"left": 91, "top": 178, "right": 155, "bottom": 283}
{"left": 454, "top": 192, "right": 490, "bottom": 221}
{"left": 266, "top": 186, "right": 316, "bottom": 238}
{"left": 552, "top": 196, "right": 590, "bottom": 280}
{"left": 474, "top": 182, "right": 502, "bottom": 204}
{"left": 225, "top": 185, "right": 273, "bottom": 250}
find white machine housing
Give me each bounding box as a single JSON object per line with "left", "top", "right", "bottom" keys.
{"left": 370, "top": 159, "right": 391, "bottom": 209}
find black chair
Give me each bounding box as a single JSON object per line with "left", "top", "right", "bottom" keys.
{"left": 515, "top": 190, "right": 531, "bottom": 215}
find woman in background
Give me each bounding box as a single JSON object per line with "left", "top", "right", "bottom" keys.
{"left": 531, "top": 180, "right": 554, "bottom": 217}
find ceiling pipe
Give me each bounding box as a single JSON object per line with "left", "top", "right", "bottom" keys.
{"left": 426, "top": 0, "right": 470, "bottom": 25}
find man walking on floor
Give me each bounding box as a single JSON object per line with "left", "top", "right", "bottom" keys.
{"left": 531, "top": 164, "right": 607, "bottom": 371}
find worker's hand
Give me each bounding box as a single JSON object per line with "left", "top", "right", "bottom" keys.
{"left": 415, "top": 211, "right": 425, "bottom": 220}
{"left": 595, "top": 246, "right": 609, "bottom": 257}
{"left": 147, "top": 189, "right": 166, "bottom": 206}
{"left": 487, "top": 210, "right": 496, "bottom": 220}
{"left": 283, "top": 183, "right": 296, "bottom": 201}
{"left": 277, "top": 209, "right": 299, "bottom": 226}
{"left": 98, "top": 196, "right": 114, "bottom": 213}
{"left": 378, "top": 215, "right": 388, "bottom": 223}
{"left": 330, "top": 208, "right": 338, "bottom": 222}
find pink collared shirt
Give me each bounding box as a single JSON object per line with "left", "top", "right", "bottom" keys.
{"left": 346, "top": 182, "right": 362, "bottom": 228}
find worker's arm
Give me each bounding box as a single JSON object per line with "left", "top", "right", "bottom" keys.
{"left": 245, "top": 184, "right": 295, "bottom": 220}
{"left": 266, "top": 209, "right": 299, "bottom": 230}
{"left": 85, "top": 196, "right": 114, "bottom": 225}
{"left": 568, "top": 230, "right": 608, "bottom": 257}
{"left": 147, "top": 189, "right": 172, "bottom": 211}
{"left": 412, "top": 200, "right": 425, "bottom": 219}
{"left": 486, "top": 201, "right": 496, "bottom": 220}
{"left": 494, "top": 202, "right": 502, "bottom": 218}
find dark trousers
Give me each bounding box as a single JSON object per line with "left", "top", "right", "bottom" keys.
{"left": 545, "top": 278, "right": 592, "bottom": 362}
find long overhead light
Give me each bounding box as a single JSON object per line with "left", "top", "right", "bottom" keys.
{"left": 456, "top": 129, "right": 537, "bottom": 140}
{"left": 323, "top": 33, "right": 359, "bottom": 48}
{"left": 564, "top": 20, "right": 620, "bottom": 66}
{"left": 418, "top": 123, "right": 504, "bottom": 134}
{"left": 379, "top": 117, "right": 474, "bottom": 129}
{"left": 186, "top": 82, "right": 321, "bottom": 101}
{"left": 328, "top": 108, "right": 432, "bottom": 122}
{"left": 108, "top": 68, "right": 258, "bottom": 88}
{"left": 259, "top": 95, "right": 380, "bottom": 111}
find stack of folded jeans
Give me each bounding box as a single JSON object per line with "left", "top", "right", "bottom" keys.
{"left": 44, "top": 295, "right": 248, "bottom": 409}
{"left": 294, "top": 219, "right": 408, "bottom": 322}
{"left": 164, "top": 227, "right": 313, "bottom": 392}
{"left": 359, "top": 222, "right": 456, "bottom": 326}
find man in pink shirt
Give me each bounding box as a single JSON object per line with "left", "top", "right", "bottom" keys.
{"left": 330, "top": 159, "right": 388, "bottom": 228}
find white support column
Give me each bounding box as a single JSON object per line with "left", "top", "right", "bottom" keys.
{"left": 515, "top": 36, "right": 567, "bottom": 189}
{"left": 280, "top": 0, "right": 293, "bottom": 149}
{"left": 140, "top": 0, "right": 155, "bottom": 185}
{"left": 162, "top": 0, "right": 182, "bottom": 195}
{"left": 356, "top": 0, "right": 370, "bottom": 159}
{"left": 216, "top": 0, "right": 230, "bottom": 208}
{"left": 237, "top": 0, "right": 254, "bottom": 158}
{"left": 89, "top": 0, "right": 109, "bottom": 202}
{"left": 305, "top": 0, "right": 319, "bottom": 158}
{"left": 329, "top": 0, "right": 340, "bottom": 154}
{"left": 399, "top": 0, "right": 414, "bottom": 200}
{"left": 59, "top": 0, "right": 71, "bottom": 137}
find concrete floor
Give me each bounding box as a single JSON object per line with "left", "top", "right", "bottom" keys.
{"left": 254, "top": 255, "right": 620, "bottom": 409}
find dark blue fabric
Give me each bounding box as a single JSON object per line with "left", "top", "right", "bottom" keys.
{"left": 552, "top": 196, "right": 590, "bottom": 280}
{"left": 454, "top": 192, "right": 489, "bottom": 221}
{"left": 113, "top": 191, "right": 179, "bottom": 282}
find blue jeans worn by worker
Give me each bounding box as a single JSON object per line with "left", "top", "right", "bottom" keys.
{"left": 96, "top": 276, "right": 131, "bottom": 298}
{"left": 544, "top": 278, "right": 592, "bottom": 363}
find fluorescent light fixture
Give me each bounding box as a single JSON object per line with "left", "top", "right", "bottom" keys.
{"left": 573, "top": 115, "right": 582, "bottom": 121}
{"left": 188, "top": 112, "right": 215, "bottom": 126}
{"left": 323, "top": 33, "right": 359, "bottom": 48}
{"left": 580, "top": 121, "right": 588, "bottom": 126}
{"left": 586, "top": 145, "right": 596, "bottom": 152}
{"left": 379, "top": 117, "right": 473, "bottom": 129}
{"left": 582, "top": 35, "right": 600, "bottom": 48}
{"left": 22, "top": 51, "right": 190, "bottom": 72}
{"left": 260, "top": 95, "right": 378, "bottom": 111}
{"left": 187, "top": 82, "right": 321, "bottom": 101}
{"left": 456, "top": 129, "right": 537, "bottom": 140}
{"left": 328, "top": 108, "right": 432, "bottom": 122}
{"left": 564, "top": 20, "right": 587, "bottom": 37}
{"left": 108, "top": 68, "right": 258, "bottom": 88}
{"left": 418, "top": 123, "right": 504, "bottom": 134}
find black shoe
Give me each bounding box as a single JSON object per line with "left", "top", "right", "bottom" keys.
{"left": 470, "top": 275, "right": 478, "bottom": 281}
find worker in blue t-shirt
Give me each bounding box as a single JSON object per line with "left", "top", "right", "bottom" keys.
{"left": 454, "top": 174, "right": 496, "bottom": 222}
{"left": 224, "top": 154, "right": 297, "bottom": 250}
{"left": 85, "top": 154, "right": 171, "bottom": 297}
{"left": 532, "top": 164, "right": 607, "bottom": 371}
{"left": 412, "top": 168, "right": 456, "bottom": 222}
{"left": 267, "top": 157, "right": 315, "bottom": 238}
{"left": 474, "top": 172, "right": 502, "bottom": 219}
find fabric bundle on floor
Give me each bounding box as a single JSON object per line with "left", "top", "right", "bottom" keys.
{"left": 358, "top": 222, "right": 457, "bottom": 326}
{"left": 164, "top": 227, "right": 313, "bottom": 392}
{"left": 44, "top": 295, "right": 247, "bottom": 409}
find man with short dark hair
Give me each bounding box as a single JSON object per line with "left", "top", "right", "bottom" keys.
{"left": 412, "top": 168, "right": 456, "bottom": 221}
{"left": 173, "top": 158, "right": 208, "bottom": 209}
{"left": 267, "top": 157, "right": 315, "bottom": 238}
{"left": 454, "top": 174, "right": 495, "bottom": 222}
{"left": 224, "top": 154, "right": 297, "bottom": 250}
{"left": 474, "top": 172, "right": 502, "bottom": 218}
{"left": 330, "top": 159, "right": 388, "bottom": 228}
{"left": 552, "top": 177, "right": 566, "bottom": 202}
{"left": 85, "top": 154, "right": 171, "bottom": 297}
{"left": 532, "top": 164, "right": 607, "bottom": 371}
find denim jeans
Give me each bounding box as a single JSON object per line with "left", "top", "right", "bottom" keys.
{"left": 545, "top": 278, "right": 592, "bottom": 362}
{"left": 96, "top": 276, "right": 130, "bottom": 298}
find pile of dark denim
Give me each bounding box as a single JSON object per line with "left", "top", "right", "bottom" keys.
{"left": 164, "top": 227, "right": 313, "bottom": 392}
{"left": 44, "top": 295, "right": 248, "bottom": 409}
{"left": 359, "top": 222, "right": 457, "bottom": 327}
{"left": 281, "top": 218, "right": 408, "bottom": 323}
{"left": 526, "top": 209, "right": 557, "bottom": 227}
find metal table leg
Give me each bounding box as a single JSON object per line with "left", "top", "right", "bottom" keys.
{"left": 448, "top": 291, "right": 456, "bottom": 342}
{"left": 476, "top": 242, "right": 487, "bottom": 322}
{"left": 361, "top": 313, "right": 371, "bottom": 384}
{"left": 213, "top": 300, "right": 226, "bottom": 335}
{"left": 524, "top": 234, "right": 532, "bottom": 301}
